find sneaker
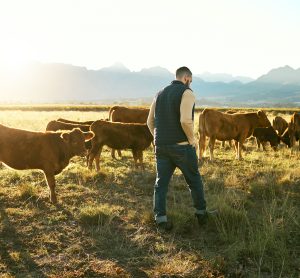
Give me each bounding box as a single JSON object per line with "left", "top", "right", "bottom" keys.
{"left": 195, "top": 210, "right": 218, "bottom": 225}
{"left": 157, "top": 221, "right": 173, "bottom": 232}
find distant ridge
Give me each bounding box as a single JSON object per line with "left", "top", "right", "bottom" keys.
{"left": 0, "top": 62, "right": 299, "bottom": 106}
{"left": 196, "top": 72, "right": 253, "bottom": 83}
{"left": 256, "top": 65, "right": 300, "bottom": 84}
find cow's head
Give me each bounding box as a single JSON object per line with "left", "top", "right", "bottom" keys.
{"left": 269, "top": 129, "right": 281, "bottom": 151}
{"left": 257, "top": 110, "right": 271, "bottom": 127}
{"left": 61, "top": 128, "right": 94, "bottom": 156}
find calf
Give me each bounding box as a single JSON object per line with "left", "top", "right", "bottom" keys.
{"left": 0, "top": 124, "right": 94, "bottom": 203}
{"left": 54, "top": 118, "right": 119, "bottom": 159}
{"left": 46, "top": 120, "right": 92, "bottom": 159}
{"left": 88, "top": 120, "right": 153, "bottom": 170}
{"left": 253, "top": 126, "right": 280, "bottom": 151}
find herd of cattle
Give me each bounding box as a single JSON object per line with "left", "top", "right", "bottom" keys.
{"left": 0, "top": 105, "right": 299, "bottom": 203}
{"left": 198, "top": 109, "right": 299, "bottom": 160}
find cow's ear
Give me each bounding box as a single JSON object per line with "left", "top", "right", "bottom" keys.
{"left": 61, "top": 132, "right": 70, "bottom": 142}
{"left": 257, "top": 110, "right": 263, "bottom": 117}
{"left": 84, "top": 131, "right": 94, "bottom": 141}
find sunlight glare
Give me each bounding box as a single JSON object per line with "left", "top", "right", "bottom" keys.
{"left": 0, "top": 39, "right": 30, "bottom": 76}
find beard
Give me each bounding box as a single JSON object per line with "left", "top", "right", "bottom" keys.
{"left": 185, "top": 80, "right": 191, "bottom": 86}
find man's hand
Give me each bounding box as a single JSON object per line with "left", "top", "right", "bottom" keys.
{"left": 190, "top": 139, "right": 197, "bottom": 149}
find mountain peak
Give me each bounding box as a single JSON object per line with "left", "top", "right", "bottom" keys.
{"left": 257, "top": 65, "right": 299, "bottom": 84}
{"left": 101, "top": 62, "right": 130, "bottom": 73}
{"left": 139, "top": 66, "right": 172, "bottom": 76}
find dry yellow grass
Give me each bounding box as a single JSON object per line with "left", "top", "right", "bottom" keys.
{"left": 0, "top": 108, "right": 299, "bottom": 277}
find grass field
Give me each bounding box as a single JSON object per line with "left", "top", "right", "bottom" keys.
{"left": 0, "top": 109, "right": 299, "bottom": 277}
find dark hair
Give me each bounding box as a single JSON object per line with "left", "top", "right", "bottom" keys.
{"left": 176, "top": 66, "right": 192, "bottom": 78}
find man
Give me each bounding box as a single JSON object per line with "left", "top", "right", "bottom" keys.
{"left": 147, "top": 66, "right": 213, "bottom": 231}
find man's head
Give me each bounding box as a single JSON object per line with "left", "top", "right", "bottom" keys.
{"left": 176, "top": 66, "right": 192, "bottom": 87}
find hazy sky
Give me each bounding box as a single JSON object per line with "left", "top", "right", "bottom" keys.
{"left": 0, "top": 0, "right": 299, "bottom": 78}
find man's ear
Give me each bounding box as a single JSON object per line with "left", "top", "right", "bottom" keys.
{"left": 84, "top": 131, "right": 95, "bottom": 141}
{"left": 60, "top": 132, "right": 70, "bottom": 142}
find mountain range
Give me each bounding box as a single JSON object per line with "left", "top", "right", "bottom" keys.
{"left": 0, "top": 63, "right": 300, "bottom": 107}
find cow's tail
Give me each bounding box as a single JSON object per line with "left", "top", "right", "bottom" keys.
{"left": 108, "top": 106, "right": 118, "bottom": 121}
{"left": 198, "top": 109, "right": 207, "bottom": 160}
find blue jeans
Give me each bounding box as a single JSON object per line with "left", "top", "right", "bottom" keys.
{"left": 154, "top": 144, "right": 206, "bottom": 223}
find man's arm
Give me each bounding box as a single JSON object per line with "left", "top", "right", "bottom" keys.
{"left": 180, "top": 89, "right": 196, "bottom": 147}
{"left": 147, "top": 98, "right": 156, "bottom": 136}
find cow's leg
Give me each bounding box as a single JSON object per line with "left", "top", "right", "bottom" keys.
{"left": 95, "top": 145, "right": 103, "bottom": 171}
{"left": 198, "top": 133, "right": 206, "bottom": 161}
{"left": 138, "top": 150, "right": 144, "bottom": 170}
{"left": 44, "top": 172, "right": 57, "bottom": 204}
{"left": 262, "top": 142, "right": 267, "bottom": 151}
{"left": 88, "top": 142, "right": 101, "bottom": 170}
{"left": 132, "top": 149, "right": 139, "bottom": 168}
{"left": 256, "top": 138, "right": 261, "bottom": 150}
{"left": 117, "top": 150, "right": 122, "bottom": 158}
{"left": 208, "top": 137, "right": 216, "bottom": 161}
{"left": 111, "top": 149, "right": 116, "bottom": 159}
{"left": 234, "top": 140, "right": 238, "bottom": 155}
{"left": 221, "top": 141, "right": 225, "bottom": 148}
{"left": 86, "top": 150, "right": 90, "bottom": 166}
{"left": 236, "top": 140, "right": 245, "bottom": 160}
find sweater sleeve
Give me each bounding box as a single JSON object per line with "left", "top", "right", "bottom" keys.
{"left": 147, "top": 98, "right": 156, "bottom": 136}
{"left": 180, "top": 89, "right": 196, "bottom": 146}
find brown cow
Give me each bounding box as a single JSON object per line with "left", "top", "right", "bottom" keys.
{"left": 46, "top": 120, "right": 91, "bottom": 133}
{"left": 281, "top": 126, "right": 299, "bottom": 148}
{"left": 108, "top": 106, "right": 150, "bottom": 123}
{"left": 288, "top": 113, "right": 300, "bottom": 149}
{"left": 46, "top": 120, "right": 92, "bottom": 153}
{"left": 88, "top": 120, "right": 153, "bottom": 171}
{"left": 108, "top": 105, "right": 122, "bottom": 121}
{"left": 50, "top": 119, "right": 123, "bottom": 161}
{"left": 108, "top": 106, "right": 150, "bottom": 159}
{"left": 0, "top": 124, "right": 94, "bottom": 203}
{"left": 280, "top": 128, "right": 291, "bottom": 148}
{"left": 221, "top": 110, "right": 243, "bottom": 148}
{"left": 198, "top": 109, "right": 271, "bottom": 160}
{"left": 272, "top": 116, "right": 288, "bottom": 136}
{"left": 253, "top": 126, "right": 280, "bottom": 151}
{"left": 57, "top": 118, "right": 95, "bottom": 125}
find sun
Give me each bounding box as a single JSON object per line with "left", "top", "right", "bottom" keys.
{"left": 0, "top": 39, "right": 31, "bottom": 76}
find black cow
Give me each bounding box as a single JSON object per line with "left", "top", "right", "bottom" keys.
{"left": 253, "top": 126, "right": 280, "bottom": 151}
